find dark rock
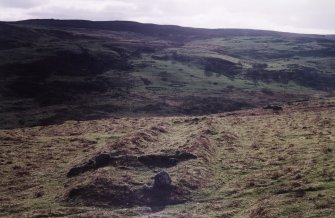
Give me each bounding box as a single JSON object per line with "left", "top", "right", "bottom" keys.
{"left": 34, "top": 190, "right": 44, "bottom": 198}
{"left": 263, "top": 105, "right": 283, "bottom": 111}
{"left": 93, "top": 153, "right": 111, "bottom": 168}
{"left": 294, "top": 189, "right": 306, "bottom": 198}
{"left": 153, "top": 171, "right": 172, "bottom": 189}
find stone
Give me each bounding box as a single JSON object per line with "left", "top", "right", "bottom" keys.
{"left": 153, "top": 171, "right": 172, "bottom": 189}
{"left": 94, "top": 153, "right": 111, "bottom": 168}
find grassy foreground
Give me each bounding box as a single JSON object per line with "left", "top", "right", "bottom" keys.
{"left": 0, "top": 98, "right": 334, "bottom": 217}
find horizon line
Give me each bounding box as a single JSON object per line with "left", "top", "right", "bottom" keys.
{"left": 3, "top": 18, "right": 335, "bottom": 36}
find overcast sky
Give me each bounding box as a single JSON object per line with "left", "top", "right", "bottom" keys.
{"left": 0, "top": 0, "right": 334, "bottom": 34}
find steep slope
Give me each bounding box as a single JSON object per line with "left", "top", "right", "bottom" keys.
{"left": 0, "top": 20, "right": 334, "bottom": 129}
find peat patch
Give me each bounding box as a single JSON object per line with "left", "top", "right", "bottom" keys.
{"left": 67, "top": 151, "right": 197, "bottom": 177}
{"left": 66, "top": 171, "right": 189, "bottom": 208}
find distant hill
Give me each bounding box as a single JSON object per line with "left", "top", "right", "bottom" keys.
{"left": 14, "top": 19, "right": 334, "bottom": 40}
{"left": 0, "top": 19, "right": 334, "bottom": 128}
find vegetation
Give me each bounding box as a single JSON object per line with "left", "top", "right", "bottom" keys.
{"left": 0, "top": 20, "right": 334, "bottom": 217}
{"left": 0, "top": 20, "right": 334, "bottom": 128}
{"left": 0, "top": 98, "right": 334, "bottom": 217}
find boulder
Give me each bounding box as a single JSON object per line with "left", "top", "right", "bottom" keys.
{"left": 153, "top": 171, "right": 172, "bottom": 189}
{"left": 93, "top": 153, "right": 111, "bottom": 168}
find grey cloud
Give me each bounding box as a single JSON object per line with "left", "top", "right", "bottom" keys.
{"left": 0, "top": 0, "right": 40, "bottom": 8}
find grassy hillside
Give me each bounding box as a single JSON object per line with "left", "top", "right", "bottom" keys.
{"left": 0, "top": 21, "right": 334, "bottom": 217}
{"left": 0, "top": 98, "right": 334, "bottom": 217}
{"left": 0, "top": 20, "right": 334, "bottom": 129}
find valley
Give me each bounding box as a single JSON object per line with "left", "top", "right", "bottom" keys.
{"left": 0, "top": 20, "right": 334, "bottom": 217}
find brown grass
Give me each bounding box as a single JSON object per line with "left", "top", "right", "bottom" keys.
{"left": 0, "top": 98, "right": 334, "bottom": 217}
